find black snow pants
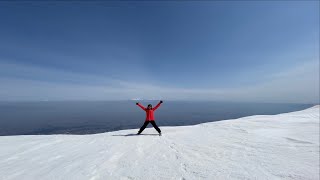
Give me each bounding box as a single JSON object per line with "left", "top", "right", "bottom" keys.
{"left": 138, "top": 121, "right": 161, "bottom": 134}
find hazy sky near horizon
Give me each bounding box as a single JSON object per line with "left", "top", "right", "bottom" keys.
{"left": 0, "top": 1, "right": 319, "bottom": 103}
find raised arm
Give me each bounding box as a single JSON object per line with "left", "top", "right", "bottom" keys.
{"left": 152, "top": 100, "right": 163, "bottom": 111}
{"left": 136, "top": 103, "right": 146, "bottom": 111}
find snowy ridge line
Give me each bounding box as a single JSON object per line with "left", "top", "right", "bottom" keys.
{"left": 109, "top": 105, "right": 320, "bottom": 135}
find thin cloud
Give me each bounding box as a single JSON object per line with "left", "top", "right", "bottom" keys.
{"left": 0, "top": 60, "right": 318, "bottom": 103}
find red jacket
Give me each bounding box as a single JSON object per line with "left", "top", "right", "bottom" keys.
{"left": 137, "top": 102, "right": 162, "bottom": 121}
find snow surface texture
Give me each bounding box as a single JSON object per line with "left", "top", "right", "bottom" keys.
{"left": 0, "top": 106, "right": 319, "bottom": 180}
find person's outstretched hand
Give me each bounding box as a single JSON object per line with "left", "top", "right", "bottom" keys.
{"left": 160, "top": 100, "right": 163, "bottom": 104}
{"left": 136, "top": 102, "right": 139, "bottom": 105}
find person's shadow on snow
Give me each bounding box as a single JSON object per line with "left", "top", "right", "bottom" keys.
{"left": 112, "top": 133, "right": 159, "bottom": 137}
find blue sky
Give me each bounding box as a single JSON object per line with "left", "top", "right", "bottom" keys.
{"left": 0, "top": 1, "right": 319, "bottom": 103}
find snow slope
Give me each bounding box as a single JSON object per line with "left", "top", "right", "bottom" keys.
{"left": 0, "top": 106, "right": 319, "bottom": 180}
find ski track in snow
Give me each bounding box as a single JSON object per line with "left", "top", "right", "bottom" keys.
{"left": 0, "top": 106, "right": 319, "bottom": 180}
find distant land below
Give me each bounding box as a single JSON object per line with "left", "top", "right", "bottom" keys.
{"left": 0, "top": 101, "right": 316, "bottom": 136}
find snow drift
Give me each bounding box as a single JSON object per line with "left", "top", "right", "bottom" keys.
{"left": 0, "top": 106, "right": 319, "bottom": 180}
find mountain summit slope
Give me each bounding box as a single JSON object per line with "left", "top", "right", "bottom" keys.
{"left": 0, "top": 106, "right": 319, "bottom": 180}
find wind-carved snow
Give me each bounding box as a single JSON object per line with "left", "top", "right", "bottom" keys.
{"left": 0, "top": 106, "right": 319, "bottom": 180}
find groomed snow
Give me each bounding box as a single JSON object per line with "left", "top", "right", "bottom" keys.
{"left": 0, "top": 106, "right": 319, "bottom": 180}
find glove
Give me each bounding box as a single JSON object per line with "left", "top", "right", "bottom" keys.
{"left": 136, "top": 102, "right": 139, "bottom": 105}
{"left": 160, "top": 100, "right": 163, "bottom": 104}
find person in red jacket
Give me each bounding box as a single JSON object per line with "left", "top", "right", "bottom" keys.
{"left": 136, "top": 100, "right": 163, "bottom": 136}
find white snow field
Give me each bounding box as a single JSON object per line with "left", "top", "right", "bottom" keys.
{"left": 0, "top": 106, "right": 319, "bottom": 180}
